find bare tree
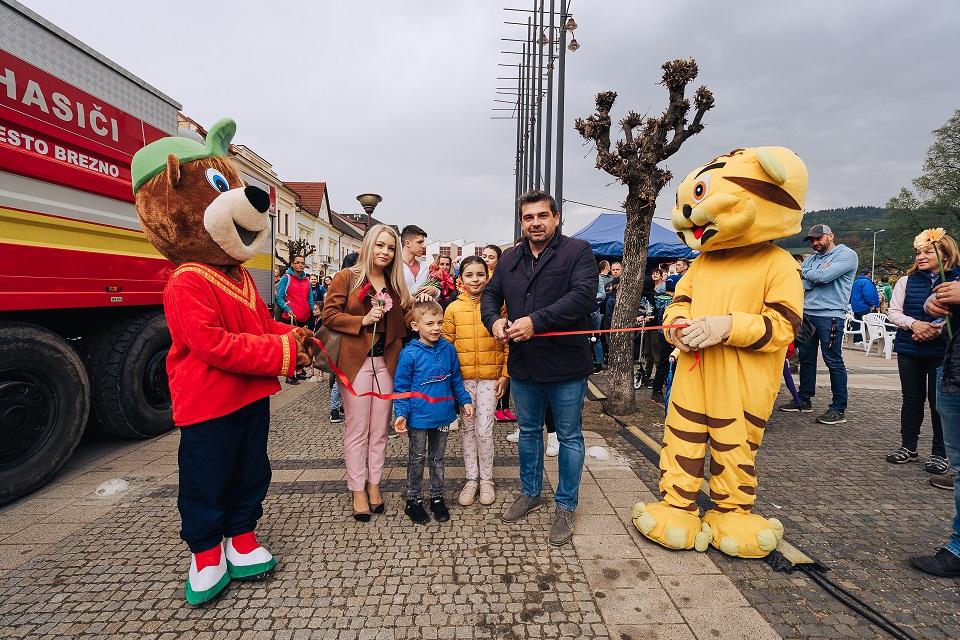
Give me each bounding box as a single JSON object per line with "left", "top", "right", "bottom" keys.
{"left": 275, "top": 238, "right": 316, "bottom": 272}
{"left": 575, "top": 58, "right": 715, "bottom": 415}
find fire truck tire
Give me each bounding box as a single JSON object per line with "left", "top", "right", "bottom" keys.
{"left": 86, "top": 311, "right": 174, "bottom": 439}
{"left": 0, "top": 322, "right": 90, "bottom": 507}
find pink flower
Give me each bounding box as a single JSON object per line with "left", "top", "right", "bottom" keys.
{"left": 371, "top": 289, "right": 393, "bottom": 312}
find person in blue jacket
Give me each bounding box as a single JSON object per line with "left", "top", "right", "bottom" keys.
{"left": 394, "top": 300, "right": 473, "bottom": 525}
{"left": 849, "top": 268, "right": 881, "bottom": 344}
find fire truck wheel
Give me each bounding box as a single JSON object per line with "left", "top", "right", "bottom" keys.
{"left": 86, "top": 311, "right": 174, "bottom": 439}
{"left": 0, "top": 322, "right": 90, "bottom": 506}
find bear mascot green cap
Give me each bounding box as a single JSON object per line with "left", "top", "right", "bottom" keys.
{"left": 132, "top": 118, "right": 315, "bottom": 605}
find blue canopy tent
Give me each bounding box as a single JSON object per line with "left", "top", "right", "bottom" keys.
{"left": 571, "top": 213, "right": 697, "bottom": 260}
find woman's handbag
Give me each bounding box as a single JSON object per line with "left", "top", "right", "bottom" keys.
{"left": 312, "top": 325, "right": 342, "bottom": 374}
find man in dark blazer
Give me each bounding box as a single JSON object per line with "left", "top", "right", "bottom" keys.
{"left": 482, "top": 189, "right": 599, "bottom": 546}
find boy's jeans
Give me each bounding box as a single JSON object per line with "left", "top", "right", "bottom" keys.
{"left": 330, "top": 378, "right": 342, "bottom": 412}
{"left": 935, "top": 369, "right": 960, "bottom": 559}
{"left": 407, "top": 428, "right": 448, "bottom": 500}
{"left": 511, "top": 377, "right": 587, "bottom": 512}
{"left": 797, "top": 314, "right": 848, "bottom": 413}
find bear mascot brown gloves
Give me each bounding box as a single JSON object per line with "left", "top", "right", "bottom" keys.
{"left": 132, "top": 118, "right": 315, "bottom": 605}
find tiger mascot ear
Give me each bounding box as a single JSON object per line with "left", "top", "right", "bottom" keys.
{"left": 755, "top": 148, "right": 787, "bottom": 185}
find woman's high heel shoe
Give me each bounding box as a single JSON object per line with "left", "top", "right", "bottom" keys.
{"left": 352, "top": 490, "right": 371, "bottom": 522}
{"left": 366, "top": 483, "right": 385, "bottom": 514}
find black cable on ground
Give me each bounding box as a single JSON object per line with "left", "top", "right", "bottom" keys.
{"left": 605, "top": 411, "right": 920, "bottom": 640}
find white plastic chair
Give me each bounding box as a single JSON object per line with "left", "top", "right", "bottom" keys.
{"left": 862, "top": 312, "right": 888, "bottom": 357}
{"left": 843, "top": 312, "right": 866, "bottom": 348}
{"left": 881, "top": 320, "right": 898, "bottom": 360}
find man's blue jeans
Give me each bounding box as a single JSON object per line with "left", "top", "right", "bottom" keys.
{"left": 797, "top": 314, "right": 848, "bottom": 413}
{"left": 935, "top": 369, "right": 960, "bottom": 559}
{"left": 511, "top": 377, "right": 587, "bottom": 512}
{"left": 591, "top": 311, "right": 604, "bottom": 366}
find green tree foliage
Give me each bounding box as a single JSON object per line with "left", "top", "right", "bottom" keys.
{"left": 885, "top": 109, "right": 960, "bottom": 266}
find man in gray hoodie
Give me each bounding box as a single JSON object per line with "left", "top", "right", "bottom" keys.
{"left": 780, "top": 224, "right": 858, "bottom": 424}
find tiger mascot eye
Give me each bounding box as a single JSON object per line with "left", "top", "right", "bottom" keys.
{"left": 632, "top": 146, "right": 806, "bottom": 559}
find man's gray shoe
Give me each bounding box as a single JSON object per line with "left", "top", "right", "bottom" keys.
{"left": 816, "top": 410, "right": 846, "bottom": 425}
{"left": 501, "top": 494, "right": 542, "bottom": 522}
{"left": 549, "top": 507, "right": 576, "bottom": 546}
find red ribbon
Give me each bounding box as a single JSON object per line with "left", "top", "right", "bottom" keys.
{"left": 309, "top": 322, "right": 701, "bottom": 403}
{"left": 310, "top": 337, "right": 454, "bottom": 403}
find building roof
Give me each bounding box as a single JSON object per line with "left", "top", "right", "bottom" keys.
{"left": 329, "top": 212, "right": 365, "bottom": 240}
{"left": 284, "top": 181, "right": 328, "bottom": 214}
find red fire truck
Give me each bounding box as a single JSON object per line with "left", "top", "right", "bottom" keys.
{"left": 1, "top": 1, "right": 185, "bottom": 504}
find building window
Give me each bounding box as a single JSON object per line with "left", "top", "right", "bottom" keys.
{"left": 475, "top": 247, "right": 484, "bottom": 256}
{"left": 439, "top": 246, "right": 451, "bottom": 258}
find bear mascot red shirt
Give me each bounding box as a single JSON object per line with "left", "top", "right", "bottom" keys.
{"left": 132, "top": 118, "right": 315, "bottom": 605}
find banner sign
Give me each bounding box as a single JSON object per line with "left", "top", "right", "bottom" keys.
{"left": 0, "top": 49, "right": 169, "bottom": 202}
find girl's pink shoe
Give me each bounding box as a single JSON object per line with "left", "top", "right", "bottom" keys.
{"left": 495, "top": 410, "right": 506, "bottom": 422}
{"left": 503, "top": 409, "right": 517, "bottom": 422}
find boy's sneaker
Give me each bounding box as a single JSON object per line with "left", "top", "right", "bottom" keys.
{"left": 495, "top": 410, "right": 507, "bottom": 422}
{"left": 885, "top": 446, "right": 918, "bottom": 464}
{"left": 330, "top": 408, "right": 343, "bottom": 424}
{"left": 404, "top": 499, "right": 430, "bottom": 525}
{"left": 284, "top": 377, "right": 299, "bottom": 385}
{"left": 502, "top": 494, "right": 542, "bottom": 522}
{"left": 816, "top": 410, "right": 846, "bottom": 425}
{"left": 429, "top": 497, "right": 450, "bottom": 522}
{"left": 778, "top": 400, "right": 812, "bottom": 412}
{"left": 924, "top": 455, "right": 950, "bottom": 475}
{"left": 296, "top": 370, "right": 308, "bottom": 380}
{"left": 503, "top": 409, "right": 518, "bottom": 422}
{"left": 506, "top": 429, "right": 520, "bottom": 443}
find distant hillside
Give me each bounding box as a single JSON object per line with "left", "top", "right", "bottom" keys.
{"left": 775, "top": 206, "right": 890, "bottom": 256}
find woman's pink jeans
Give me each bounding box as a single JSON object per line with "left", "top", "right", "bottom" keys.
{"left": 341, "top": 357, "right": 393, "bottom": 491}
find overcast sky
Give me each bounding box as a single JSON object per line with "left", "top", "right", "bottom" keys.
{"left": 21, "top": 0, "right": 960, "bottom": 245}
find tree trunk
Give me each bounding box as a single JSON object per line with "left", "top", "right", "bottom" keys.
{"left": 606, "top": 193, "right": 654, "bottom": 415}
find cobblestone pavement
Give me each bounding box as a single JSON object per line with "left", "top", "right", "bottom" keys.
{"left": 611, "top": 366, "right": 960, "bottom": 639}
{"left": 0, "top": 379, "right": 782, "bottom": 640}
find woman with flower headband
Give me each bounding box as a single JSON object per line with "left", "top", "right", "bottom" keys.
{"left": 886, "top": 228, "right": 959, "bottom": 476}
{"left": 322, "top": 224, "right": 411, "bottom": 520}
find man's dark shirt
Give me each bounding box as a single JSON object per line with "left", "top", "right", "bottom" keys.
{"left": 482, "top": 232, "right": 598, "bottom": 383}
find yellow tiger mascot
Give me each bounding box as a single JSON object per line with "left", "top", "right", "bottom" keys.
{"left": 633, "top": 147, "right": 806, "bottom": 558}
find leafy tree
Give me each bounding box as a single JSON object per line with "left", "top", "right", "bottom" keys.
{"left": 885, "top": 109, "right": 960, "bottom": 265}
{"left": 575, "top": 59, "right": 714, "bottom": 416}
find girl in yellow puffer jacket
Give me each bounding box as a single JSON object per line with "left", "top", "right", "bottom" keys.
{"left": 442, "top": 256, "right": 509, "bottom": 507}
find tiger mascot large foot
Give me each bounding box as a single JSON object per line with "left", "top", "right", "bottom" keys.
{"left": 633, "top": 146, "right": 806, "bottom": 559}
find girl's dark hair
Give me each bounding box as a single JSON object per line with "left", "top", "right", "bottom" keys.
{"left": 483, "top": 244, "right": 502, "bottom": 259}
{"left": 460, "top": 255, "right": 487, "bottom": 273}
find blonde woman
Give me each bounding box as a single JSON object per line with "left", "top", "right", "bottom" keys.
{"left": 322, "top": 225, "right": 411, "bottom": 520}
{"left": 886, "top": 229, "right": 959, "bottom": 475}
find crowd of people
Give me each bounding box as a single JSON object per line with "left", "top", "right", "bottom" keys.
{"left": 269, "top": 197, "right": 960, "bottom": 577}
{"left": 273, "top": 191, "right": 595, "bottom": 546}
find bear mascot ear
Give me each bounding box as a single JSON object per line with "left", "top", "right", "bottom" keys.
{"left": 166, "top": 154, "right": 180, "bottom": 187}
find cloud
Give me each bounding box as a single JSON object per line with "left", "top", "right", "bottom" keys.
{"left": 20, "top": 0, "right": 960, "bottom": 245}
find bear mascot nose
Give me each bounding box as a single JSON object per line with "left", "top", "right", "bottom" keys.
{"left": 244, "top": 185, "right": 270, "bottom": 213}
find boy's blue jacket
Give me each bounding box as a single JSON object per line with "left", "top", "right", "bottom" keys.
{"left": 393, "top": 338, "right": 472, "bottom": 429}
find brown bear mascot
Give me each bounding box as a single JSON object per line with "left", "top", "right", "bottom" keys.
{"left": 131, "top": 118, "right": 315, "bottom": 605}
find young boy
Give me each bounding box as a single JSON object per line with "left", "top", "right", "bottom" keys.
{"left": 394, "top": 301, "right": 473, "bottom": 524}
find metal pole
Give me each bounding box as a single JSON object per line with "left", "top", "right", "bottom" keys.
{"left": 871, "top": 232, "right": 876, "bottom": 282}
{"left": 534, "top": 1, "right": 544, "bottom": 190}
{"left": 525, "top": 17, "right": 535, "bottom": 192}
{"left": 515, "top": 41, "right": 525, "bottom": 222}
{"left": 555, "top": 1, "right": 568, "bottom": 229}
{"left": 543, "top": 0, "right": 555, "bottom": 194}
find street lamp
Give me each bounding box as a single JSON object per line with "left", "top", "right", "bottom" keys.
{"left": 866, "top": 228, "right": 886, "bottom": 281}
{"left": 356, "top": 193, "right": 382, "bottom": 231}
